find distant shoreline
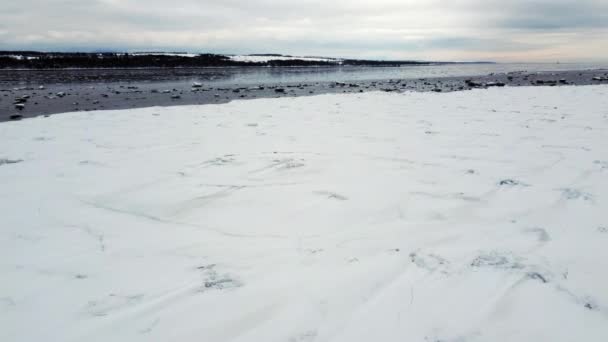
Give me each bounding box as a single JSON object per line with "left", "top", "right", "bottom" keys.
{"left": 0, "top": 64, "right": 457, "bottom": 72}
{"left": 0, "top": 51, "right": 492, "bottom": 70}
{"left": 0, "top": 63, "right": 487, "bottom": 72}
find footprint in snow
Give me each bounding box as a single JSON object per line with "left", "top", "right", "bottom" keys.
{"left": 470, "top": 251, "right": 524, "bottom": 270}
{"left": 276, "top": 159, "right": 305, "bottom": 170}
{"left": 0, "top": 158, "right": 23, "bottom": 166}
{"left": 249, "top": 158, "right": 305, "bottom": 174}
{"left": 197, "top": 264, "right": 241, "bottom": 291}
{"left": 204, "top": 278, "right": 239, "bottom": 290}
{"left": 523, "top": 227, "right": 551, "bottom": 242}
{"left": 410, "top": 251, "right": 450, "bottom": 274}
{"left": 33, "top": 136, "right": 53, "bottom": 141}
{"left": 306, "top": 248, "right": 324, "bottom": 255}
{"left": 202, "top": 156, "right": 236, "bottom": 167}
{"left": 498, "top": 179, "right": 529, "bottom": 187}
{"left": 84, "top": 293, "right": 145, "bottom": 317}
{"left": 559, "top": 188, "right": 594, "bottom": 202}
{"left": 471, "top": 251, "right": 551, "bottom": 284}
{"left": 593, "top": 160, "right": 608, "bottom": 171}
{"left": 314, "top": 191, "right": 348, "bottom": 201}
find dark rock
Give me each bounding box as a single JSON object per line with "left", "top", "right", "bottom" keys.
{"left": 466, "top": 80, "right": 484, "bottom": 87}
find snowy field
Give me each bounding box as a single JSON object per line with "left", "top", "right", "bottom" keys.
{"left": 129, "top": 52, "right": 200, "bottom": 58}
{"left": 1, "top": 85, "right": 608, "bottom": 341}
{"left": 229, "top": 55, "right": 339, "bottom": 63}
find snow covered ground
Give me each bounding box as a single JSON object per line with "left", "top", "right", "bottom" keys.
{"left": 1, "top": 85, "right": 608, "bottom": 341}
{"left": 128, "top": 52, "right": 200, "bottom": 58}
{"left": 1, "top": 55, "right": 40, "bottom": 60}
{"left": 229, "top": 55, "right": 339, "bottom": 63}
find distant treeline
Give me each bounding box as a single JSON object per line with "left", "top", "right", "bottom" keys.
{"left": 0, "top": 53, "right": 254, "bottom": 69}
{"left": 0, "top": 51, "right": 436, "bottom": 69}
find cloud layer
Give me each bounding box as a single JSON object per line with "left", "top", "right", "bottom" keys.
{"left": 1, "top": 0, "right": 607, "bottom": 62}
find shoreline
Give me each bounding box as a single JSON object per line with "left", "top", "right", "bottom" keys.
{"left": 0, "top": 64, "right": 445, "bottom": 72}
{"left": 2, "top": 69, "right": 608, "bottom": 122}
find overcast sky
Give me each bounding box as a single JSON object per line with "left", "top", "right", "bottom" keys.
{"left": 1, "top": 0, "right": 607, "bottom": 62}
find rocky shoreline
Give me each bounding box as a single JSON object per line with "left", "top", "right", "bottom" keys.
{"left": 1, "top": 69, "right": 607, "bottom": 122}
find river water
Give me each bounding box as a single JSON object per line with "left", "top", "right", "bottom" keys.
{"left": 1, "top": 62, "right": 607, "bottom": 87}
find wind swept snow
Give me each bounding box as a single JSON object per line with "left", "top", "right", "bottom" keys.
{"left": 1, "top": 86, "right": 608, "bottom": 341}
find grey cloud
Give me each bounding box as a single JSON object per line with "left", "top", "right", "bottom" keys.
{"left": 1, "top": 0, "right": 607, "bottom": 62}
{"left": 496, "top": 1, "right": 608, "bottom": 29}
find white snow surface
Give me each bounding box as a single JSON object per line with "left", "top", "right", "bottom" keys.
{"left": 2, "top": 55, "right": 39, "bottom": 60}
{"left": 129, "top": 52, "right": 199, "bottom": 58}
{"left": 229, "top": 55, "right": 339, "bottom": 63}
{"left": 1, "top": 86, "right": 608, "bottom": 341}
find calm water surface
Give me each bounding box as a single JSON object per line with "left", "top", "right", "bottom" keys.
{"left": 2, "top": 63, "right": 607, "bottom": 87}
